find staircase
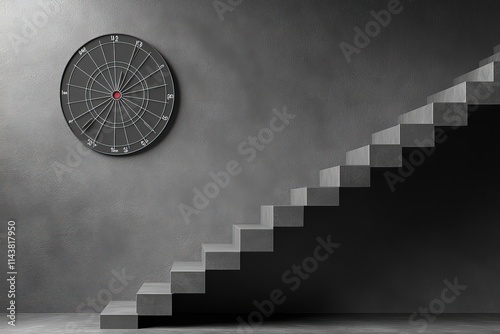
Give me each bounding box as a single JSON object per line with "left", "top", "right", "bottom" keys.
{"left": 100, "top": 45, "right": 500, "bottom": 329}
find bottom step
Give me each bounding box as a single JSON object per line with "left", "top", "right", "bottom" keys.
{"left": 100, "top": 301, "right": 138, "bottom": 329}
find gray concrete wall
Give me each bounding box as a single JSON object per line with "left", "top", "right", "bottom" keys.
{"left": 1, "top": 0, "right": 500, "bottom": 312}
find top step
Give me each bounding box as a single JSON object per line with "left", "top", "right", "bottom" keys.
{"left": 480, "top": 53, "right": 500, "bottom": 67}
{"left": 454, "top": 62, "right": 500, "bottom": 85}
{"left": 473, "top": 44, "right": 500, "bottom": 66}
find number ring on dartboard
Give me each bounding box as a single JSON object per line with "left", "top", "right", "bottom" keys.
{"left": 60, "top": 34, "right": 175, "bottom": 155}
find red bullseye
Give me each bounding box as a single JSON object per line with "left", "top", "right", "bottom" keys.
{"left": 113, "top": 91, "right": 121, "bottom": 99}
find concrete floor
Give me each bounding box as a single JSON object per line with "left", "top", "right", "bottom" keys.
{"left": 1, "top": 314, "right": 500, "bottom": 333}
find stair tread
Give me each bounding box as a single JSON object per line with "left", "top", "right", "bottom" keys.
{"left": 137, "top": 282, "right": 171, "bottom": 295}
{"left": 234, "top": 224, "right": 273, "bottom": 230}
{"left": 373, "top": 123, "right": 432, "bottom": 133}
{"left": 319, "top": 165, "right": 370, "bottom": 173}
{"left": 202, "top": 243, "right": 239, "bottom": 252}
{"left": 347, "top": 143, "right": 399, "bottom": 152}
{"left": 101, "top": 301, "right": 137, "bottom": 315}
{"left": 373, "top": 124, "right": 399, "bottom": 132}
{"left": 346, "top": 144, "right": 368, "bottom": 155}
{"left": 292, "top": 186, "right": 339, "bottom": 190}
{"left": 321, "top": 164, "right": 367, "bottom": 169}
{"left": 171, "top": 261, "right": 205, "bottom": 272}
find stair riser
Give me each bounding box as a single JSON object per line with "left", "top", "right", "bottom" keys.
{"left": 372, "top": 125, "right": 435, "bottom": 147}
{"left": 234, "top": 227, "right": 273, "bottom": 252}
{"left": 432, "top": 104, "right": 468, "bottom": 126}
{"left": 291, "top": 188, "right": 339, "bottom": 206}
{"left": 261, "top": 205, "right": 304, "bottom": 227}
{"left": 319, "top": 166, "right": 370, "bottom": 187}
{"left": 170, "top": 273, "right": 205, "bottom": 294}
{"left": 137, "top": 295, "right": 172, "bottom": 315}
{"left": 203, "top": 251, "right": 240, "bottom": 270}
{"left": 100, "top": 301, "right": 138, "bottom": 329}
{"left": 100, "top": 315, "right": 138, "bottom": 329}
{"left": 346, "top": 145, "right": 402, "bottom": 167}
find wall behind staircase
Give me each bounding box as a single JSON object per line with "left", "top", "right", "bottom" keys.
{"left": 1, "top": 0, "right": 500, "bottom": 312}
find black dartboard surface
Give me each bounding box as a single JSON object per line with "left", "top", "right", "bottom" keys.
{"left": 60, "top": 34, "right": 175, "bottom": 155}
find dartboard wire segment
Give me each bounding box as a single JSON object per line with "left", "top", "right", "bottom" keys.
{"left": 60, "top": 34, "right": 175, "bottom": 155}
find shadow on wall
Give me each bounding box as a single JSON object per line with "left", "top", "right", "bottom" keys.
{"left": 137, "top": 105, "right": 500, "bottom": 325}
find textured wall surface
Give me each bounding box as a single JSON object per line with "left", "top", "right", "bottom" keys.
{"left": 1, "top": 0, "right": 500, "bottom": 313}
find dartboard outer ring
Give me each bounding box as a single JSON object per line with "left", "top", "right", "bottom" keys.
{"left": 60, "top": 34, "right": 175, "bottom": 155}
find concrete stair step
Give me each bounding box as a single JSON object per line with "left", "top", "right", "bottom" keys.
{"left": 233, "top": 224, "right": 273, "bottom": 252}
{"left": 100, "top": 301, "right": 138, "bottom": 329}
{"left": 480, "top": 52, "right": 500, "bottom": 67}
{"left": 319, "top": 165, "right": 370, "bottom": 187}
{"left": 202, "top": 243, "right": 240, "bottom": 270}
{"left": 290, "top": 187, "right": 339, "bottom": 206}
{"left": 397, "top": 103, "right": 468, "bottom": 127}
{"left": 372, "top": 124, "right": 435, "bottom": 147}
{"left": 261, "top": 205, "right": 304, "bottom": 227}
{"left": 170, "top": 262, "right": 205, "bottom": 294}
{"left": 346, "top": 145, "right": 402, "bottom": 167}
{"left": 427, "top": 82, "right": 500, "bottom": 104}
{"left": 454, "top": 62, "right": 500, "bottom": 84}
{"left": 136, "top": 282, "right": 172, "bottom": 316}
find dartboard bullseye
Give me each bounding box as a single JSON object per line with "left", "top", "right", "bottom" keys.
{"left": 60, "top": 34, "right": 175, "bottom": 155}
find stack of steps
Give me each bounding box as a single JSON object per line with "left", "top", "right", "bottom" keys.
{"left": 100, "top": 45, "right": 500, "bottom": 329}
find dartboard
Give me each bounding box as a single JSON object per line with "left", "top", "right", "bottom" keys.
{"left": 60, "top": 34, "right": 175, "bottom": 155}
